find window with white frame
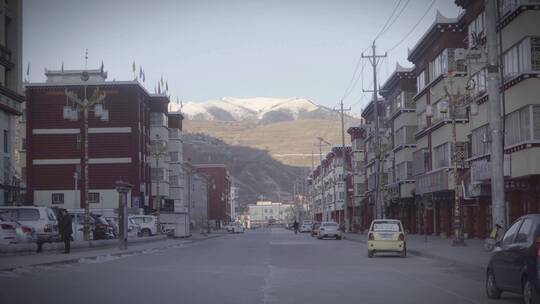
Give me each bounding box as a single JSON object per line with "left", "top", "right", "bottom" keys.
{"left": 468, "top": 11, "right": 485, "bottom": 48}
{"left": 417, "top": 70, "right": 426, "bottom": 92}
{"left": 52, "top": 193, "right": 64, "bottom": 205}
{"left": 417, "top": 111, "right": 427, "bottom": 130}
{"left": 413, "top": 149, "right": 429, "bottom": 176}
{"left": 395, "top": 126, "right": 416, "bottom": 148}
{"left": 88, "top": 192, "right": 100, "bottom": 204}
{"left": 396, "top": 161, "right": 413, "bottom": 181}
{"left": 503, "top": 37, "right": 540, "bottom": 80}
{"left": 505, "top": 105, "right": 540, "bottom": 146}
{"left": 169, "top": 175, "right": 179, "bottom": 186}
{"left": 471, "top": 125, "right": 491, "bottom": 157}
{"left": 433, "top": 143, "right": 452, "bottom": 169}
{"left": 470, "top": 68, "right": 487, "bottom": 96}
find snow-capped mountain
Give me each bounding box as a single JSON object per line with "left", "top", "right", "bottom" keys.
{"left": 172, "top": 97, "right": 340, "bottom": 123}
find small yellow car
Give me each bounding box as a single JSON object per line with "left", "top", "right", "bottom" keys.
{"left": 367, "top": 219, "right": 406, "bottom": 258}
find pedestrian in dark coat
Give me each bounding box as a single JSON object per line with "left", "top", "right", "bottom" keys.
{"left": 59, "top": 210, "right": 73, "bottom": 253}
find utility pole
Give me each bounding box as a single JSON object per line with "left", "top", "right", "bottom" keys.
{"left": 485, "top": 0, "right": 506, "bottom": 229}
{"left": 362, "top": 41, "right": 387, "bottom": 219}
{"left": 340, "top": 99, "right": 352, "bottom": 231}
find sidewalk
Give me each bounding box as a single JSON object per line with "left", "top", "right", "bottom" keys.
{"left": 0, "top": 232, "right": 226, "bottom": 271}
{"left": 345, "top": 232, "right": 490, "bottom": 271}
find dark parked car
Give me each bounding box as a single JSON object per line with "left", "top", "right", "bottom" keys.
{"left": 486, "top": 214, "right": 540, "bottom": 304}
{"left": 90, "top": 214, "right": 114, "bottom": 240}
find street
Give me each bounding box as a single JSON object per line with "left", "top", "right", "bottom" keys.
{"left": 0, "top": 228, "right": 522, "bottom": 304}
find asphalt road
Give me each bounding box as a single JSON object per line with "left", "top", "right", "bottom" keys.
{"left": 0, "top": 228, "right": 523, "bottom": 304}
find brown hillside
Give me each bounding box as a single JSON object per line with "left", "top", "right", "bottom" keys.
{"left": 184, "top": 118, "right": 357, "bottom": 167}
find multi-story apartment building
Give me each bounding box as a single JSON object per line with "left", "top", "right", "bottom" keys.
{"left": 166, "top": 112, "right": 184, "bottom": 212}
{"left": 196, "top": 164, "right": 231, "bottom": 228}
{"left": 347, "top": 125, "right": 367, "bottom": 231}
{"left": 0, "top": 0, "right": 24, "bottom": 205}
{"left": 408, "top": 12, "right": 468, "bottom": 237}
{"left": 229, "top": 185, "right": 239, "bottom": 221}
{"left": 248, "top": 201, "right": 293, "bottom": 226}
{"left": 149, "top": 94, "right": 171, "bottom": 211}
{"left": 307, "top": 146, "right": 352, "bottom": 225}
{"left": 380, "top": 64, "right": 418, "bottom": 233}
{"left": 361, "top": 99, "right": 388, "bottom": 220}
{"left": 25, "top": 68, "right": 154, "bottom": 210}
{"left": 456, "top": 0, "right": 540, "bottom": 237}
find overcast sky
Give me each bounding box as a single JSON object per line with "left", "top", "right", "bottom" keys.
{"left": 23, "top": 0, "right": 461, "bottom": 114}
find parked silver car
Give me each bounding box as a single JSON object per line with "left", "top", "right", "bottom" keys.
{"left": 0, "top": 206, "right": 59, "bottom": 244}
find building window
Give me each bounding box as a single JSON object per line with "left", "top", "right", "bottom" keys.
{"left": 395, "top": 126, "right": 416, "bottom": 148}
{"left": 151, "top": 168, "right": 165, "bottom": 181}
{"left": 52, "top": 193, "right": 64, "bottom": 205}
{"left": 21, "top": 138, "right": 26, "bottom": 151}
{"left": 21, "top": 167, "right": 26, "bottom": 181}
{"left": 503, "top": 37, "right": 540, "bottom": 80}
{"left": 471, "top": 125, "right": 490, "bottom": 157}
{"left": 433, "top": 143, "right": 452, "bottom": 169}
{"left": 470, "top": 69, "right": 487, "bottom": 96}
{"left": 88, "top": 192, "right": 100, "bottom": 204}
{"left": 417, "top": 70, "right": 426, "bottom": 93}
{"left": 169, "top": 152, "right": 179, "bottom": 162}
{"left": 417, "top": 111, "right": 427, "bottom": 130}
{"left": 150, "top": 113, "right": 167, "bottom": 126}
{"left": 396, "top": 161, "right": 413, "bottom": 181}
{"left": 468, "top": 11, "right": 485, "bottom": 48}
{"left": 505, "top": 105, "right": 540, "bottom": 146}
{"left": 413, "top": 149, "right": 429, "bottom": 176}
{"left": 170, "top": 175, "right": 179, "bottom": 186}
{"left": 3, "top": 129, "right": 7, "bottom": 153}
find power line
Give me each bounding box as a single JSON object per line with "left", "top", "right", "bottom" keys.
{"left": 373, "top": 0, "right": 403, "bottom": 41}
{"left": 376, "top": 0, "right": 412, "bottom": 40}
{"left": 386, "top": 0, "right": 439, "bottom": 53}
{"left": 342, "top": 0, "right": 408, "bottom": 103}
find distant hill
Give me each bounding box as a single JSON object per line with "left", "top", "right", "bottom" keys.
{"left": 183, "top": 133, "right": 307, "bottom": 206}
{"left": 180, "top": 97, "right": 361, "bottom": 167}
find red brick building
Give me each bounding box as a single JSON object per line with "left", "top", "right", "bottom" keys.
{"left": 25, "top": 69, "right": 156, "bottom": 210}
{"left": 196, "top": 164, "right": 231, "bottom": 227}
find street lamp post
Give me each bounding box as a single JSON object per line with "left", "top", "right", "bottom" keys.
{"left": 151, "top": 134, "right": 168, "bottom": 233}
{"left": 64, "top": 71, "right": 108, "bottom": 241}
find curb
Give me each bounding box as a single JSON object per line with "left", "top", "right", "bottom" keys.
{"left": 0, "top": 235, "right": 168, "bottom": 256}
{"left": 344, "top": 234, "right": 486, "bottom": 272}
{"left": 0, "top": 233, "right": 226, "bottom": 272}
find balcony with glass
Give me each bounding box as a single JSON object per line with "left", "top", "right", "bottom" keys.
{"left": 505, "top": 105, "right": 540, "bottom": 148}
{"left": 394, "top": 126, "right": 416, "bottom": 151}
{"left": 389, "top": 91, "right": 416, "bottom": 117}
{"left": 503, "top": 36, "right": 540, "bottom": 83}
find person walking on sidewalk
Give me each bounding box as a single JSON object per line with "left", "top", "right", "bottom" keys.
{"left": 59, "top": 210, "right": 73, "bottom": 254}
{"left": 293, "top": 220, "right": 299, "bottom": 234}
